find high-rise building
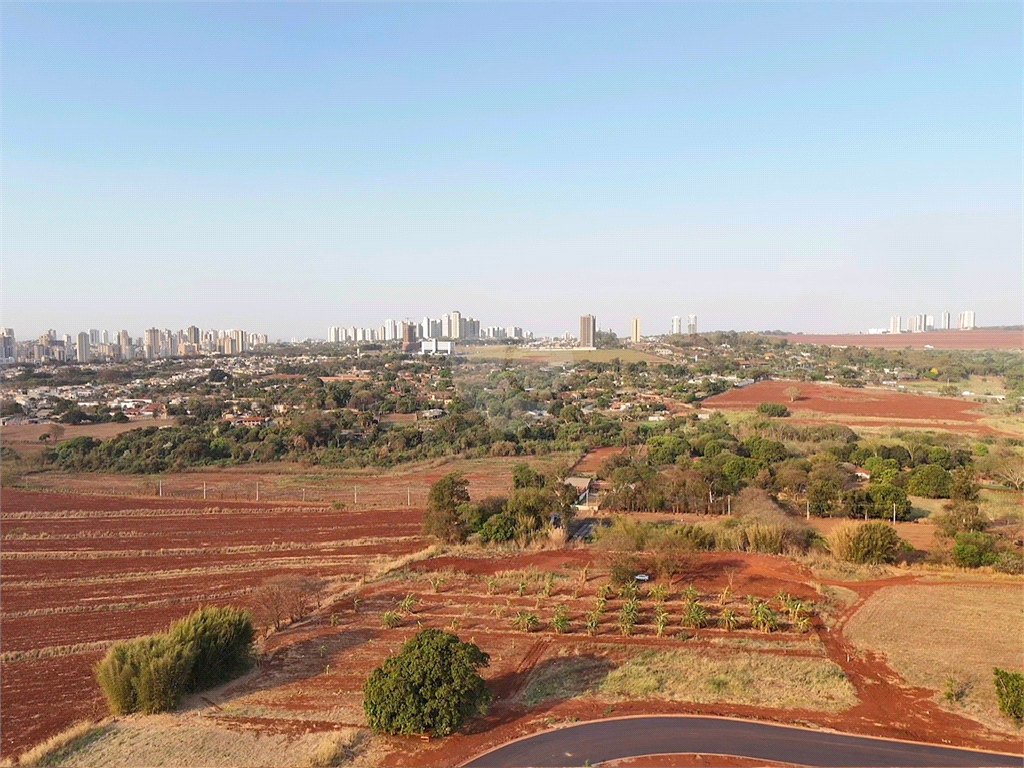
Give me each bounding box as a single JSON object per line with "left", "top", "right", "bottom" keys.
{"left": 328, "top": 326, "right": 342, "bottom": 343}
{"left": 958, "top": 310, "right": 976, "bottom": 330}
{"left": 631, "top": 317, "right": 641, "bottom": 344}
{"left": 671, "top": 316, "right": 682, "bottom": 335}
{"left": 76, "top": 332, "right": 91, "bottom": 363}
{"left": 0, "top": 328, "right": 15, "bottom": 364}
{"left": 941, "top": 312, "right": 951, "bottom": 330}
{"left": 186, "top": 326, "right": 201, "bottom": 345}
{"left": 926, "top": 315, "right": 935, "bottom": 331}
{"left": 89, "top": 329, "right": 101, "bottom": 345}
{"left": 580, "top": 315, "right": 596, "bottom": 348}
{"left": 144, "top": 328, "right": 160, "bottom": 359}
{"left": 450, "top": 311, "right": 462, "bottom": 339}
{"left": 687, "top": 314, "right": 698, "bottom": 335}
{"left": 889, "top": 315, "right": 902, "bottom": 334}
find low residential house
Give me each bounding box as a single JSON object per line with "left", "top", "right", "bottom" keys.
{"left": 564, "top": 476, "right": 595, "bottom": 505}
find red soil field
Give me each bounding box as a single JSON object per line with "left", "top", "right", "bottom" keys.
{"left": 702, "top": 380, "right": 998, "bottom": 433}
{"left": 0, "top": 486, "right": 433, "bottom": 758}
{"left": 195, "top": 551, "right": 1020, "bottom": 768}
{"left": 774, "top": 329, "right": 1023, "bottom": 350}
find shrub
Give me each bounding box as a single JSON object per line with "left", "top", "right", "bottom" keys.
{"left": 479, "top": 512, "right": 516, "bottom": 543}
{"left": 994, "top": 667, "right": 1023, "bottom": 724}
{"left": 756, "top": 402, "right": 790, "bottom": 417}
{"left": 168, "top": 605, "right": 255, "bottom": 692}
{"left": 95, "top": 606, "right": 254, "bottom": 715}
{"left": 951, "top": 531, "right": 999, "bottom": 568}
{"left": 826, "top": 522, "right": 903, "bottom": 565}
{"left": 363, "top": 629, "right": 491, "bottom": 737}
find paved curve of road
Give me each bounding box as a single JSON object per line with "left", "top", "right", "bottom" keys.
{"left": 463, "top": 716, "right": 1023, "bottom": 767}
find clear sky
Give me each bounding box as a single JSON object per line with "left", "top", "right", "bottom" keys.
{"left": 3, "top": 1, "right": 1021, "bottom": 340}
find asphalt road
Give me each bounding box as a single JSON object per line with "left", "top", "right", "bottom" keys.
{"left": 463, "top": 716, "right": 1024, "bottom": 767}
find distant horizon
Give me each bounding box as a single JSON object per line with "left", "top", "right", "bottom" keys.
{"left": 6, "top": 317, "right": 1016, "bottom": 347}
{"left": 3, "top": 2, "right": 1021, "bottom": 339}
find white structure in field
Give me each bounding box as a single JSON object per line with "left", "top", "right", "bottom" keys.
{"left": 670, "top": 315, "right": 682, "bottom": 335}
{"left": 687, "top": 314, "right": 697, "bottom": 335}
{"left": 958, "top": 310, "right": 976, "bottom": 330}
{"left": 631, "top": 317, "right": 641, "bottom": 343}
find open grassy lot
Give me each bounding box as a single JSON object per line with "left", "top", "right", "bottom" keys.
{"left": 844, "top": 582, "right": 1024, "bottom": 733}
{"left": 39, "top": 716, "right": 380, "bottom": 768}
{"left": 598, "top": 648, "right": 857, "bottom": 711}
{"left": 461, "top": 345, "right": 666, "bottom": 365}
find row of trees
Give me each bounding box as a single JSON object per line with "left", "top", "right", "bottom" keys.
{"left": 421, "top": 468, "right": 577, "bottom": 545}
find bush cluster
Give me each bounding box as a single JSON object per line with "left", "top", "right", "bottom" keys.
{"left": 826, "top": 522, "right": 903, "bottom": 565}
{"left": 95, "top": 606, "right": 254, "bottom": 715}
{"left": 994, "top": 667, "right": 1023, "bottom": 724}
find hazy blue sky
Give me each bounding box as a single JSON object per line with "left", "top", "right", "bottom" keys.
{"left": 3, "top": 1, "right": 1021, "bottom": 340}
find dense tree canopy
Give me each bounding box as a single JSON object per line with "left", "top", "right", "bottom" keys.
{"left": 363, "top": 629, "right": 491, "bottom": 737}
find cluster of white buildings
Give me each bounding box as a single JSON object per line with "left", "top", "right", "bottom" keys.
{"left": 670, "top": 315, "right": 698, "bottom": 335}
{"left": 3, "top": 326, "right": 269, "bottom": 364}
{"left": 876, "top": 310, "right": 976, "bottom": 334}
{"left": 327, "top": 311, "right": 530, "bottom": 345}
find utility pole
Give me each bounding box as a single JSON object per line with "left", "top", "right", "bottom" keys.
{"left": 158, "top": 479, "right": 162, "bottom": 497}
{"left": 806, "top": 499, "right": 810, "bottom": 520}
{"left": 203, "top": 482, "right": 206, "bottom": 500}
{"left": 893, "top": 502, "right": 897, "bottom": 524}
{"left": 354, "top": 485, "right": 358, "bottom": 504}
{"left": 302, "top": 488, "right": 306, "bottom": 503}
{"left": 727, "top": 495, "right": 731, "bottom": 515}
{"left": 256, "top": 482, "right": 259, "bottom": 502}
{"left": 407, "top": 488, "right": 411, "bottom": 506}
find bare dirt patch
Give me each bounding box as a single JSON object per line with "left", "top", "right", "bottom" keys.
{"left": 774, "top": 330, "right": 1023, "bottom": 351}
{"left": 702, "top": 380, "right": 1003, "bottom": 435}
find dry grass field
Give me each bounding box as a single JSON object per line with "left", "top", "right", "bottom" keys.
{"left": 0, "top": 419, "right": 176, "bottom": 459}
{"left": 844, "top": 582, "right": 1024, "bottom": 732}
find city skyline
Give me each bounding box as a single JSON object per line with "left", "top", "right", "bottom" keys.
{"left": 3, "top": 3, "right": 1021, "bottom": 338}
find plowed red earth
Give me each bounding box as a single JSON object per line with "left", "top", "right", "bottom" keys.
{"left": 0, "top": 487, "right": 431, "bottom": 759}
{"left": 189, "top": 552, "right": 1020, "bottom": 768}
{"left": 775, "top": 329, "right": 1023, "bottom": 350}
{"left": 702, "top": 380, "right": 999, "bottom": 434}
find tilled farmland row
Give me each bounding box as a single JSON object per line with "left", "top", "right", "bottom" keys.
{"left": 0, "top": 489, "right": 435, "bottom": 759}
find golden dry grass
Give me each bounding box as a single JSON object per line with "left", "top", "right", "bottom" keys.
{"left": 43, "top": 715, "right": 380, "bottom": 768}
{"left": 5, "top": 720, "right": 107, "bottom": 767}
{"left": 845, "top": 582, "right": 1024, "bottom": 732}
{"left": 598, "top": 648, "right": 857, "bottom": 711}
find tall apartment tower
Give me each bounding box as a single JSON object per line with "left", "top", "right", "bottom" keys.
{"left": 941, "top": 312, "right": 951, "bottom": 330}
{"left": 0, "top": 328, "right": 15, "bottom": 363}
{"left": 76, "top": 332, "right": 91, "bottom": 363}
{"left": 144, "top": 328, "right": 160, "bottom": 359}
{"left": 631, "top": 317, "right": 641, "bottom": 343}
{"left": 671, "top": 316, "right": 682, "bottom": 335}
{"left": 889, "top": 315, "right": 902, "bottom": 334}
{"left": 958, "top": 310, "right": 976, "bottom": 330}
{"left": 580, "top": 315, "right": 596, "bottom": 348}
{"left": 450, "top": 311, "right": 462, "bottom": 339}
{"left": 687, "top": 314, "right": 698, "bottom": 335}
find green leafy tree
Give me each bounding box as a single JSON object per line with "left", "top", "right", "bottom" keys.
{"left": 512, "top": 463, "right": 545, "bottom": 489}
{"left": 949, "top": 467, "right": 980, "bottom": 502}
{"left": 363, "top": 629, "right": 491, "bottom": 737}
{"left": 423, "top": 473, "right": 471, "bottom": 543}
{"left": 907, "top": 464, "right": 952, "bottom": 498}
